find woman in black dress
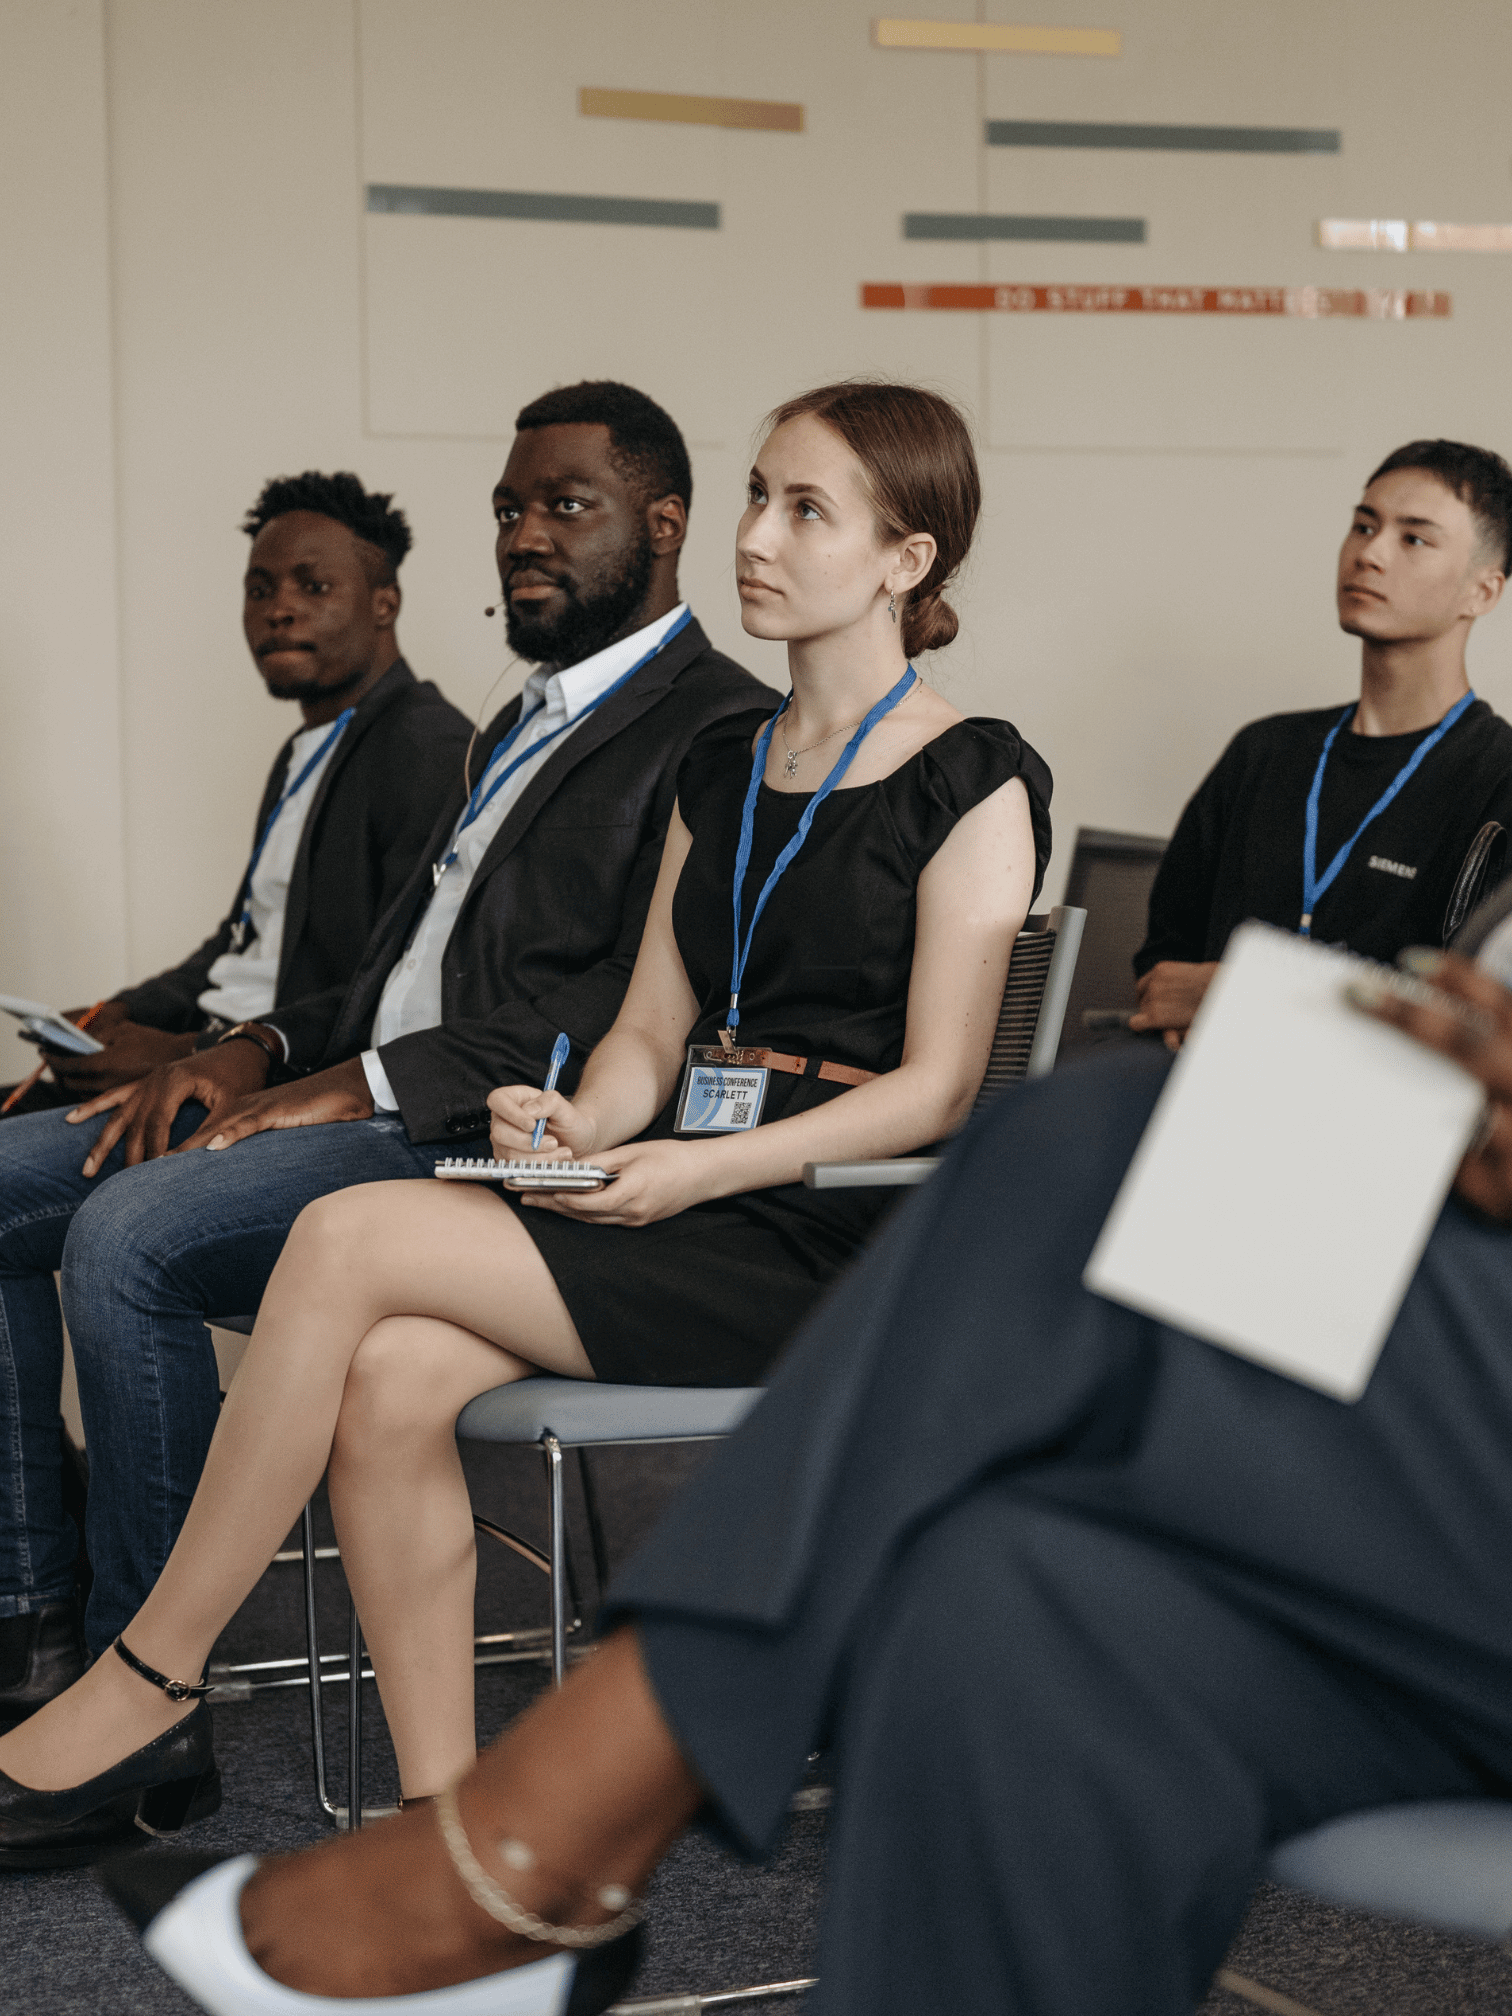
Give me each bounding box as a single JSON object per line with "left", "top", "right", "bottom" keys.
{"left": 0, "top": 383, "right": 1051, "bottom": 1835}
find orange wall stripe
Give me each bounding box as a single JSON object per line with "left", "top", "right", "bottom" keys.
{"left": 861, "top": 282, "right": 1451, "bottom": 317}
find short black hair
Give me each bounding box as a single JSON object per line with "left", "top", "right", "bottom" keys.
{"left": 514, "top": 381, "right": 692, "bottom": 511}
{"left": 1366, "top": 439, "right": 1512, "bottom": 575}
{"left": 241, "top": 471, "right": 413, "bottom": 584}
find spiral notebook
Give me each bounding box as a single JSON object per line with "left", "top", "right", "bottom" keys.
{"left": 433, "top": 1157, "right": 615, "bottom": 1192}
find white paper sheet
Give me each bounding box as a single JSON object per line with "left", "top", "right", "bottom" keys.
{"left": 1083, "top": 923, "right": 1485, "bottom": 1400}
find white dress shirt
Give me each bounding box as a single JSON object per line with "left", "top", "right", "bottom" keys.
{"left": 361, "top": 604, "right": 689, "bottom": 1111}
{"left": 198, "top": 717, "right": 350, "bottom": 1028}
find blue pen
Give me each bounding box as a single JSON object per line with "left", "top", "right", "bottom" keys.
{"left": 531, "top": 1032, "right": 571, "bottom": 1151}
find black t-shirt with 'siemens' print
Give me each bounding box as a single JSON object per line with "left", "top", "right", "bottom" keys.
{"left": 1136, "top": 699, "right": 1512, "bottom": 974}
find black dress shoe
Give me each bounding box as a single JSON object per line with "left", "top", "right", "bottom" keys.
{"left": 0, "top": 1700, "right": 221, "bottom": 1870}
{"left": 0, "top": 1599, "right": 87, "bottom": 1733}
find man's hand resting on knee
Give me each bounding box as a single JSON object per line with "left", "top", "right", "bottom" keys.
{"left": 67, "top": 1037, "right": 279, "bottom": 1175}
{"left": 176, "top": 1055, "right": 376, "bottom": 1154}
{"left": 1128, "top": 961, "right": 1220, "bottom": 1052}
{"left": 1350, "top": 951, "right": 1512, "bottom": 1226}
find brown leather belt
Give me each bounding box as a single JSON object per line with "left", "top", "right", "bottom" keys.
{"left": 703, "top": 1043, "right": 877, "bottom": 1088}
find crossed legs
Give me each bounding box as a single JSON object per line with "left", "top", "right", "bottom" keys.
{"left": 229, "top": 1472, "right": 1500, "bottom": 2014}
{"left": 0, "top": 1177, "right": 590, "bottom": 1797}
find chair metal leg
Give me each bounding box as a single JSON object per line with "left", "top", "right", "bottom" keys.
{"left": 301, "top": 1501, "right": 339, "bottom": 1823}
{"left": 347, "top": 1601, "right": 364, "bottom": 1830}
{"left": 609, "top": 1981, "right": 816, "bottom": 2011}
{"left": 545, "top": 1434, "right": 567, "bottom": 1685}
{"left": 577, "top": 1446, "right": 612, "bottom": 1601}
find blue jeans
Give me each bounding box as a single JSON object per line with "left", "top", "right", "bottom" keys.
{"left": 0, "top": 1106, "right": 444, "bottom": 1652}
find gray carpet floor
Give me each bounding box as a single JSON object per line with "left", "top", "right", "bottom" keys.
{"left": 2, "top": 1439, "right": 1510, "bottom": 2015}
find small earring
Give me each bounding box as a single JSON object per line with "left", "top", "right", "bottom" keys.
{"left": 887, "top": 591, "right": 897, "bottom": 623}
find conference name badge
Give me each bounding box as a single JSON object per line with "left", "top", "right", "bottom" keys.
{"left": 674, "top": 1045, "right": 770, "bottom": 1136}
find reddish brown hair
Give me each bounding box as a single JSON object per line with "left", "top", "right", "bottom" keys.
{"left": 764, "top": 380, "right": 981, "bottom": 656}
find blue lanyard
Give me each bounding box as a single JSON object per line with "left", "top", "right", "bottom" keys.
{"left": 724, "top": 665, "right": 917, "bottom": 1036}
{"left": 433, "top": 606, "right": 693, "bottom": 888}
{"left": 232, "top": 708, "right": 354, "bottom": 948}
{"left": 1300, "top": 689, "right": 1475, "bottom": 936}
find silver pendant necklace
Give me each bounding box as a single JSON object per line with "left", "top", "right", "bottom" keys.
{"left": 779, "top": 680, "right": 915, "bottom": 779}
{"left": 780, "top": 714, "right": 860, "bottom": 779}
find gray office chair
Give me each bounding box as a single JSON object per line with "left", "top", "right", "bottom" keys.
{"left": 1199, "top": 1802, "right": 1512, "bottom": 2015}
{"left": 1267, "top": 1799, "right": 1512, "bottom": 1939}
{"left": 1055, "top": 825, "right": 1167, "bottom": 1061}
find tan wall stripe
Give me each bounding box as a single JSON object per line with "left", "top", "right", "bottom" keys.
{"left": 579, "top": 87, "right": 803, "bottom": 132}
{"left": 873, "top": 19, "right": 1121, "bottom": 56}
{"left": 862, "top": 281, "right": 1451, "bottom": 318}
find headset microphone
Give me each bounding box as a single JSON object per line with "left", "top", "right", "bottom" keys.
{"left": 484, "top": 604, "right": 499, "bottom": 617}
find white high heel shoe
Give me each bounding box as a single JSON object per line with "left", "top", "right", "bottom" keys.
{"left": 100, "top": 1851, "right": 643, "bottom": 2016}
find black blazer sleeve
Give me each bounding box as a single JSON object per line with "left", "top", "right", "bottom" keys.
{"left": 373, "top": 796, "right": 672, "bottom": 1132}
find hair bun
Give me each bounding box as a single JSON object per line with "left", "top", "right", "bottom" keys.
{"left": 902, "top": 589, "right": 958, "bottom": 657}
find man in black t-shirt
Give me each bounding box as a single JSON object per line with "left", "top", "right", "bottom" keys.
{"left": 1132, "top": 439, "right": 1512, "bottom": 1048}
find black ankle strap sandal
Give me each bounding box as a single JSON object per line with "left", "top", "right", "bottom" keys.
{"left": 113, "top": 1637, "right": 211, "bottom": 1703}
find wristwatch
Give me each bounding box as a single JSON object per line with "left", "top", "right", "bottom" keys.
{"left": 215, "top": 1022, "right": 283, "bottom": 1069}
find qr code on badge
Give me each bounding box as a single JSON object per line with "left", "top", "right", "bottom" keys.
{"left": 730, "top": 1101, "right": 751, "bottom": 1126}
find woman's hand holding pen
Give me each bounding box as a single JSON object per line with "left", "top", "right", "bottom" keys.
{"left": 486, "top": 1085, "right": 712, "bottom": 1225}
{"left": 487, "top": 1085, "right": 599, "bottom": 1161}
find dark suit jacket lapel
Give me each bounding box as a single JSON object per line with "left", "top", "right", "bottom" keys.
{"left": 459, "top": 617, "right": 713, "bottom": 902}
{"left": 277, "top": 660, "right": 418, "bottom": 988}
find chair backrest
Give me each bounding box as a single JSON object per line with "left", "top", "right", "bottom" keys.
{"left": 1055, "top": 826, "right": 1167, "bottom": 1060}
{"left": 972, "top": 904, "right": 1086, "bottom": 1112}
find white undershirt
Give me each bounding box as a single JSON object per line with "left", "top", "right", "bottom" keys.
{"left": 198, "top": 718, "right": 349, "bottom": 1027}
{"left": 361, "top": 604, "right": 689, "bottom": 1111}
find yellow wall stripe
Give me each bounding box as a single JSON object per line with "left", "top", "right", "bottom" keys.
{"left": 873, "top": 19, "right": 1121, "bottom": 56}
{"left": 579, "top": 88, "right": 803, "bottom": 132}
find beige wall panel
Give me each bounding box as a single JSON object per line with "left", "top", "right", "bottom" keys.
{"left": 364, "top": 214, "right": 734, "bottom": 443}
{"left": 957, "top": 450, "right": 1356, "bottom": 886}
{"left": 104, "top": 0, "right": 368, "bottom": 979}
{"left": 0, "top": 0, "right": 126, "bottom": 1078}
{"left": 979, "top": 0, "right": 1348, "bottom": 132}
{"left": 359, "top": 0, "right": 976, "bottom": 209}
{"left": 987, "top": 317, "right": 1346, "bottom": 453}
{"left": 360, "top": 0, "right": 983, "bottom": 451}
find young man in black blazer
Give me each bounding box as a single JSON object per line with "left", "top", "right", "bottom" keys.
{"left": 1, "top": 472, "right": 468, "bottom": 1115}
{"left": 0, "top": 384, "right": 771, "bottom": 1723}
{"left": 1132, "top": 439, "right": 1512, "bottom": 1048}
{"left": 0, "top": 472, "right": 468, "bottom": 1722}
